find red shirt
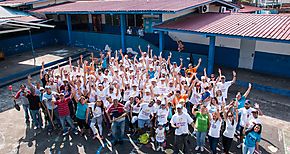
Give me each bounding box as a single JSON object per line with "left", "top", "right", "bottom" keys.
{"left": 106, "top": 103, "right": 125, "bottom": 119}
{"left": 55, "top": 98, "right": 71, "bottom": 117}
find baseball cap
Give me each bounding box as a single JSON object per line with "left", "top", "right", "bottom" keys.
{"left": 59, "top": 93, "right": 65, "bottom": 96}
{"left": 201, "top": 91, "right": 210, "bottom": 101}
{"left": 45, "top": 86, "right": 51, "bottom": 89}
{"left": 161, "top": 101, "right": 166, "bottom": 105}
{"left": 176, "top": 104, "right": 183, "bottom": 109}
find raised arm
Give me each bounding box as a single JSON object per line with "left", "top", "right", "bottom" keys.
{"left": 232, "top": 71, "right": 237, "bottom": 83}
{"left": 243, "top": 83, "right": 252, "bottom": 98}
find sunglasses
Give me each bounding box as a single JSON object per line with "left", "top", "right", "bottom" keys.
{"left": 228, "top": 115, "right": 233, "bottom": 117}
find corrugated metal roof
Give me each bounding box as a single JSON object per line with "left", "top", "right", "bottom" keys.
{"left": 0, "top": 0, "right": 39, "bottom": 7}
{"left": 0, "top": 6, "right": 30, "bottom": 18}
{"left": 154, "top": 13, "right": 290, "bottom": 41}
{"left": 0, "top": 6, "right": 42, "bottom": 22}
{"left": 238, "top": 5, "right": 263, "bottom": 13}
{"left": 33, "top": 0, "right": 237, "bottom": 14}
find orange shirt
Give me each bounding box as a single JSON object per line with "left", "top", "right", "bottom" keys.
{"left": 172, "top": 94, "right": 188, "bottom": 107}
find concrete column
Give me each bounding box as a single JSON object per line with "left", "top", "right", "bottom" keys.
{"left": 66, "top": 14, "right": 72, "bottom": 45}
{"left": 159, "top": 31, "right": 164, "bottom": 54}
{"left": 207, "top": 36, "right": 216, "bottom": 75}
{"left": 120, "top": 14, "right": 126, "bottom": 53}
{"left": 88, "top": 14, "right": 93, "bottom": 31}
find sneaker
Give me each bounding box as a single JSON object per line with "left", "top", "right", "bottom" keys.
{"left": 62, "top": 131, "right": 69, "bottom": 136}
{"left": 195, "top": 146, "right": 200, "bottom": 151}
{"left": 151, "top": 137, "right": 155, "bottom": 142}
{"left": 237, "top": 143, "right": 242, "bottom": 149}
{"left": 156, "top": 146, "right": 161, "bottom": 151}
{"left": 108, "top": 132, "right": 112, "bottom": 137}
{"left": 34, "top": 126, "right": 38, "bottom": 130}
{"left": 73, "top": 130, "right": 78, "bottom": 135}
{"left": 200, "top": 147, "right": 204, "bottom": 152}
{"left": 161, "top": 146, "right": 164, "bottom": 152}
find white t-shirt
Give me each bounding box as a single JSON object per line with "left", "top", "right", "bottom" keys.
{"left": 95, "top": 88, "right": 108, "bottom": 102}
{"left": 223, "top": 119, "right": 237, "bottom": 138}
{"left": 89, "top": 103, "right": 102, "bottom": 118}
{"left": 124, "top": 101, "right": 132, "bottom": 112}
{"left": 157, "top": 108, "right": 169, "bottom": 125}
{"left": 248, "top": 117, "right": 262, "bottom": 129}
{"left": 155, "top": 127, "right": 165, "bottom": 142}
{"left": 208, "top": 119, "right": 222, "bottom": 138}
{"left": 216, "top": 81, "right": 233, "bottom": 99}
{"left": 138, "top": 103, "right": 155, "bottom": 120}
{"left": 239, "top": 107, "right": 254, "bottom": 127}
{"left": 170, "top": 112, "right": 193, "bottom": 135}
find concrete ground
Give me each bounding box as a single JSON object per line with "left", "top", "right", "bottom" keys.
{"left": 0, "top": 45, "right": 84, "bottom": 79}
{"left": 0, "top": 48, "right": 290, "bottom": 154}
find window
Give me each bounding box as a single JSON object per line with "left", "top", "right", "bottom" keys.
{"left": 136, "top": 14, "right": 143, "bottom": 27}
{"left": 105, "top": 14, "right": 112, "bottom": 25}
{"left": 127, "top": 14, "right": 135, "bottom": 26}
{"left": 112, "top": 15, "right": 120, "bottom": 26}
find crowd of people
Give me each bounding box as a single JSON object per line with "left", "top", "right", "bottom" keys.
{"left": 13, "top": 45, "right": 263, "bottom": 154}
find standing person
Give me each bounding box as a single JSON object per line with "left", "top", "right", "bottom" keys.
{"left": 26, "top": 89, "right": 42, "bottom": 129}
{"left": 90, "top": 100, "right": 104, "bottom": 139}
{"left": 237, "top": 100, "right": 255, "bottom": 148}
{"left": 170, "top": 104, "right": 194, "bottom": 154}
{"left": 53, "top": 93, "right": 78, "bottom": 136}
{"left": 14, "top": 84, "right": 31, "bottom": 123}
{"left": 42, "top": 86, "right": 59, "bottom": 135}
{"left": 137, "top": 100, "right": 155, "bottom": 133}
{"left": 216, "top": 70, "right": 236, "bottom": 100}
{"left": 243, "top": 124, "right": 262, "bottom": 154}
{"left": 106, "top": 98, "right": 127, "bottom": 145}
{"left": 192, "top": 105, "right": 210, "bottom": 152}
{"left": 155, "top": 124, "right": 166, "bottom": 152}
{"left": 222, "top": 107, "right": 239, "bottom": 154}
{"left": 75, "top": 96, "right": 90, "bottom": 135}
{"left": 208, "top": 110, "right": 222, "bottom": 154}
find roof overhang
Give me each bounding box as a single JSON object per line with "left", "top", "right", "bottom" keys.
{"left": 31, "top": 0, "right": 239, "bottom": 15}
{"left": 0, "top": 19, "right": 55, "bottom": 34}
{"left": 153, "top": 13, "right": 290, "bottom": 44}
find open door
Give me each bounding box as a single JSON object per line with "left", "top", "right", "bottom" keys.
{"left": 238, "top": 39, "right": 256, "bottom": 70}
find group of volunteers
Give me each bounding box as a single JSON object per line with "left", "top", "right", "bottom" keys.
{"left": 13, "top": 45, "right": 263, "bottom": 154}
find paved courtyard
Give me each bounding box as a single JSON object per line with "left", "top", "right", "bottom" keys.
{"left": 0, "top": 47, "right": 289, "bottom": 154}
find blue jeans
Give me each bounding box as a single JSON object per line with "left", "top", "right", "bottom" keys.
{"left": 111, "top": 120, "right": 125, "bottom": 141}
{"left": 23, "top": 104, "right": 30, "bottom": 121}
{"left": 243, "top": 144, "right": 255, "bottom": 154}
{"left": 138, "top": 119, "right": 151, "bottom": 128}
{"left": 30, "top": 109, "right": 42, "bottom": 128}
{"left": 47, "top": 108, "right": 60, "bottom": 132}
{"left": 208, "top": 135, "right": 219, "bottom": 154}
{"left": 196, "top": 131, "right": 207, "bottom": 147}
{"left": 59, "top": 115, "right": 76, "bottom": 132}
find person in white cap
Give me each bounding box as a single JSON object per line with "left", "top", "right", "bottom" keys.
{"left": 170, "top": 103, "right": 194, "bottom": 153}
{"left": 156, "top": 100, "right": 169, "bottom": 128}
{"left": 216, "top": 69, "right": 236, "bottom": 100}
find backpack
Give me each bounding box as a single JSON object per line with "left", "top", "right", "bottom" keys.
{"left": 138, "top": 133, "right": 149, "bottom": 144}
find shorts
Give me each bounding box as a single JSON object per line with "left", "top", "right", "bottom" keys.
{"left": 138, "top": 119, "right": 151, "bottom": 128}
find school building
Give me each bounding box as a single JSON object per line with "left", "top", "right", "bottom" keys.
{"left": 0, "top": 0, "right": 290, "bottom": 78}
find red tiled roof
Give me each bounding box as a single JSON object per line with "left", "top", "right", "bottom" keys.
{"left": 238, "top": 5, "right": 263, "bottom": 13}
{"left": 33, "top": 0, "right": 235, "bottom": 13}
{"left": 154, "top": 13, "right": 290, "bottom": 41}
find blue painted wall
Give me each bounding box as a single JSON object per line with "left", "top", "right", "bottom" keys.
{"left": 253, "top": 51, "right": 290, "bottom": 77}
{"left": 0, "top": 30, "right": 66, "bottom": 56}
{"left": 1, "top": 29, "right": 289, "bottom": 78}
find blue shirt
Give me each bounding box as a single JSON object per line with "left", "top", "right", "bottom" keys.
{"left": 244, "top": 131, "right": 261, "bottom": 147}
{"left": 238, "top": 96, "right": 246, "bottom": 109}
{"left": 76, "top": 103, "right": 88, "bottom": 120}
{"left": 148, "top": 71, "right": 155, "bottom": 79}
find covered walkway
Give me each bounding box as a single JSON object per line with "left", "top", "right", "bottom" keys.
{"left": 154, "top": 13, "right": 290, "bottom": 75}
